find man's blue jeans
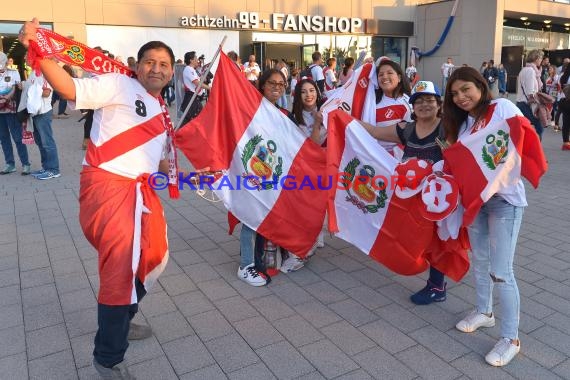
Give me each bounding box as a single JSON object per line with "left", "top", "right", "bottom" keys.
{"left": 32, "top": 111, "right": 59, "bottom": 172}
{"left": 0, "top": 112, "right": 29, "bottom": 167}
{"left": 468, "top": 195, "right": 524, "bottom": 340}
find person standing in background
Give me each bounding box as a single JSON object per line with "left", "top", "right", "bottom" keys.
{"left": 244, "top": 54, "right": 261, "bottom": 86}
{"left": 498, "top": 63, "right": 508, "bottom": 97}
{"left": 483, "top": 60, "right": 499, "bottom": 96}
{"left": 0, "top": 52, "right": 30, "bottom": 175}
{"left": 441, "top": 57, "right": 455, "bottom": 91}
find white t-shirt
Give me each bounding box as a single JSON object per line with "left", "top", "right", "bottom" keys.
{"left": 26, "top": 71, "right": 53, "bottom": 115}
{"left": 297, "top": 109, "right": 327, "bottom": 146}
{"left": 441, "top": 62, "right": 454, "bottom": 78}
{"left": 71, "top": 73, "right": 168, "bottom": 179}
{"left": 310, "top": 64, "right": 325, "bottom": 82}
{"left": 375, "top": 94, "right": 412, "bottom": 151}
{"left": 244, "top": 62, "right": 260, "bottom": 81}
{"left": 458, "top": 98, "right": 527, "bottom": 207}
{"left": 183, "top": 65, "right": 200, "bottom": 94}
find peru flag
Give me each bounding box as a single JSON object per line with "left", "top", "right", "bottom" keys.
{"left": 326, "top": 110, "right": 438, "bottom": 276}
{"left": 175, "top": 53, "right": 327, "bottom": 257}
{"left": 321, "top": 62, "right": 377, "bottom": 124}
{"left": 443, "top": 99, "right": 548, "bottom": 226}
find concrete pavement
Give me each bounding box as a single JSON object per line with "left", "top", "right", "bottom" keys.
{"left": 0, "top": 109, "right": 569, "bottom": 379}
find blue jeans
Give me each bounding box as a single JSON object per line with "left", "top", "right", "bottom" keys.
{"left": 516, "top": 101, "right": 543, "bottom": 140}
{"left": 32, "top": 111, "right": 59, "bottom": 172}
{"left": 0, "top": 112, "right": 30, "bottom": 167}
{"left": 240, "top": 224, "right": 256, "bottom": 268}
{"left": 468, "top": 195, "right": 524, "bottom": 340}
{"left": 94, "top": 279, "right": 146, "bottom": 368}
{"left": 51, "top": 92, "right": 67, "bottom": 115}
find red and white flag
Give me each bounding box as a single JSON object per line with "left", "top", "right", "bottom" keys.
{"left": 175, "top": 53, "right": 327, "bottom": 257}
{"left": 443, "top": 99, "right": 548, "bottom": 226}
{"left": 326, "top": 110, "right": 441, "bottom": 276}
{"left": 321, "top": 62, "right": 377, "bottom": 125}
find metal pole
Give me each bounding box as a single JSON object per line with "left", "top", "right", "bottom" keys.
{"left": 175, "top": 35, "right": 228, "bottom": 130}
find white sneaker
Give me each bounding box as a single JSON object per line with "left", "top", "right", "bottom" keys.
{"left": 316, "top": 232, "right": 325, "bottom": 248}
{"left": 237, "top": 264, "right": 267, "bottom": 287}
{"left": 280, "top": 254, "right": 304, "bottom": 273}
{"left": 485, "top": 338, "right": 520, "bottom": 367}
{"left": 456, "top": 310, "right": 495, "bottom": 333}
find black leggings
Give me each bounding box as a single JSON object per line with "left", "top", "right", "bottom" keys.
{"left": 179, "top": 91, "right": 203, "bottom": 127}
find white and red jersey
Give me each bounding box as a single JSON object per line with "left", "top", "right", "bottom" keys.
{"left": 457, "top": 98, "right": 527, "bottom": 207}
{"left": 375, "top": 94, "right": 412, "bottom": 152}
{"left": 323, "top": 67, "right": 337, "bottom": 92}
{"left": 183, "top": 65, "right": 201, "bottom": 94}
{"left": 71, "top": 73, "right": 168, "bottom": 179}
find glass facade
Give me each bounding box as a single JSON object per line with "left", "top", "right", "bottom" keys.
{"left": 370, "top": 36, "right": 408, "bottom": 66}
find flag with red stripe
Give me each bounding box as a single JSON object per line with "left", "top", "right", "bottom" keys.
{"left": 443, "top": 99, "right": 548, "bottom": 226}
{"left": 321, "top": 62, "right": 377, "bottom": 124}
{"left": 175, "top": 53, "right": 327, "bottom": 257}
{"left": 326, "top": 110, "right": 439, "bottom": 276}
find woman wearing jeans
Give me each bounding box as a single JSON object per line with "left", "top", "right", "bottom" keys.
{"left": 237, "top": 68, "right": 293, "bottom": 287}
{"left": 443, "top": 67, "right": 543, "bottom": 367}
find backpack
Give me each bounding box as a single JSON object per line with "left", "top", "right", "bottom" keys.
{"left": 299, "top": 64, "right": 315, "bottom": 80}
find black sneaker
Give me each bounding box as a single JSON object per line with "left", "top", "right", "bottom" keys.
{"left": 410, "top": 281, "right": 446, "bottom": 305}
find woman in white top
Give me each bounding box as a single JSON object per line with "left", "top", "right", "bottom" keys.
{"left": 279, "top": 77, "right": 327, "bottom": 272}
{"left": 369, "top": 58, "right": 412, "bottom": 154}
{"left": 292, "top": 77, "right": 326, "bottom": 146}
{"left": 444, "top": 66, "right": 539, "bottom": 367}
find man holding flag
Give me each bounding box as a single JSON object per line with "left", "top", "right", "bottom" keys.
{"left": 20, "top": 18, "right": 180, "bottom": 379}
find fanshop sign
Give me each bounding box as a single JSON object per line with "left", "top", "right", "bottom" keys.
{"left": 179, "top": 12, "right": 364, "bottom": 34}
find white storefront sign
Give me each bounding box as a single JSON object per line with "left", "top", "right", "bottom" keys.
{"left": 180, "top": 12, "right": 364, "bottom": 34}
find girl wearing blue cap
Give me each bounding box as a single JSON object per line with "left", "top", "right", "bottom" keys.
{"left": 359, "top": 80, "right": 448, "bottom": 305}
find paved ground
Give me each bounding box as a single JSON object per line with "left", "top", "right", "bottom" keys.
{"left": 0, "top": 108, "right": 569, "bottom": 380}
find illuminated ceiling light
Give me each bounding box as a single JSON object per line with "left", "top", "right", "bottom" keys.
{"left": 566, "top": 27, "right": 570, "bottom": 31}
{"left": 523, "top": 22, "right": 531, "bottom": 26}
{"left": 546, "top": 25, "right": 552, "bottom": 28}
{"left": 565, "top": 23, "right": 570, "bottom": 26}
{"left": 544, "top": 20, "right": 551, "bottom": 24}
{"left": 520, "top": 16, "right": 528, "bottom": 21}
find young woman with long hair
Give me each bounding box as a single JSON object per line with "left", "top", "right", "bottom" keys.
{"left": 443, "top": 66, "right": 544, "bottom": 367}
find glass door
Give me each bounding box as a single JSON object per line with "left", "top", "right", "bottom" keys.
{"left": 252, "top": 41, "right": 267, "bottom": 71}
{"left": 300, "top": 44, "right": 319, "bottom": 68}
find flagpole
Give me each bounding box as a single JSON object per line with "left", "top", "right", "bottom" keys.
{"left": 175, "top": 35, "right": 228, "bottom": 130}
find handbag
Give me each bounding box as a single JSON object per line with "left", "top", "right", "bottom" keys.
{"left": 21, "top": 120, "right": 35, "bottom": 145}
{"left": 536, "top": 91, "right": 555, "bottom": 104}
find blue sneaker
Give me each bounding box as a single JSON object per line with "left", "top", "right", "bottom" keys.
{"left": 30, "top": 169, "right": 46, "bottom": 177}
{"left": 410, "top": 281, "right": 446, "bottom": 305}
{"left": 36, "top": 171, "right": 61, "bottom": 180}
